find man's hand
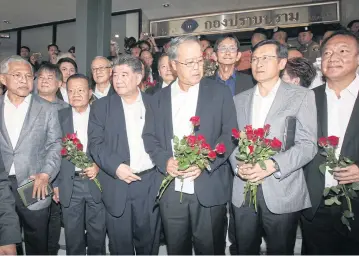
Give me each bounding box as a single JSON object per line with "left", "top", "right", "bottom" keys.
{"left": 0, "top": 244, "right": 17, "bottom": 255}
{"left": 334, "top": 164, "right": 359, "bottom": 184}
{"left": 166, "top": 158, "right": 181, "bottom": 177}
{"left": 241, "top": 160, "right": 276, "bottom": 183}
{"left": 237, "top": 162, "right": 253, "bottom": 179}
{"left": 116, "top": 164, "right": 141, "bottom": 184}
{"left": 182, "top": 166, "right": 201, "bottom": 181}
{"left": 53, "top": 187, "right": 59, "bottom": 204}
{"left": 83, "top": 163, "right": 100, "bottom": 180}
{"left": 29, "top": 173, "right": 50, "bottom": 200}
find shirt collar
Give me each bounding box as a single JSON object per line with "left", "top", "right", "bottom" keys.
{"left": 94, "top": 83, "right": 111, "bottom": 96}
{"left": 4, "top": 91, "right": 32, "bottom": 105}
{"left": 72, "top": 105, "right": 90, "bottom": 115}
{"left": 121, "top": 89, "right": 142, "bottom": 106}
{"left": 254, "top": 78, "right": 281, "bottom": 97}
{"left": 325, "top": 75, "right": 359, "bottom": 98}
{"left": 172, "top": 78, "right": 200, "bottom": 94}
{"left": 216, "top": 70, "right": 236, "bottom": 82}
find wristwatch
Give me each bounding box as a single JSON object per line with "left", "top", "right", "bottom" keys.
{"left": 270, "top": 158, "right": 281, "bottom": 179}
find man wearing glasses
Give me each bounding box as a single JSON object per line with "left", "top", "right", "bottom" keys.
{"left": 211, "top": 35, "right": 255, "bottom": 96}
{"left": 91, "top": 56, "right": 115, "bottom": 100}
{"left": 0, "top": 55, "right": 62, "bottom": 254}
{"left": 229, "top": 40, "right": 317, "bottom": 254}
{"left": 143, "top": 35, "right": 237, "bottom": 254}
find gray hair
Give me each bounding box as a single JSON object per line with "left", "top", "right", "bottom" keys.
{"left": 114, "top": 54, "right": 142, "bottom": 74}
{"left": 0, "top": 55, "right": 33, "bottom": 74}
{"left": 167, "top": 35, "right": 200, "bottom": 61}
{"left": 91, "top": 56, "right": 112, "bottom": 68}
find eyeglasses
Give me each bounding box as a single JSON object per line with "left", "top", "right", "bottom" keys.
{"left": 250, "top": 55, "right": 278, "bottom": 64}
{"left": 217, "top": 47, "right": 238, "bottom": 53}
{"left": 91, "top": 66, "right": 111, "bottom": 73}
{"left": 38, "top": 76, "right": 54, "bottom": 82}
{"left": 175, "top": 57, "right": 204, "bottom": 68}
{"left": 5, "top": 73, "right": 34, "bottom": 82}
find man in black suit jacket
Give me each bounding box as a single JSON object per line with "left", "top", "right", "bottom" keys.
{"left": 210, "top": 35, "right": 255, "bottom": 96}
{"left": 143, "top": 36, "right": 237, "bottom": 255}
{"left": 53, "top": 74, "right": 106, "bottom": 255}
{"left": 301, "top": 30, "right": 359, "bottom": 254}
{"left": 0, "top": 151, "right": 21, "bottom": 255}
{"left": 88, "top": 55, "right": 162, "bottom": 255}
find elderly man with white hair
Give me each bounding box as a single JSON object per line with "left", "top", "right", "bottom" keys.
{"left": 91, "top": 56, "right": 115, "bottom": 100}
{"left": 0, "top": 55, "right": 62, "bottom": 254}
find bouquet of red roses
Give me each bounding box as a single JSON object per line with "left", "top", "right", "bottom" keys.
{"left": 232, "top": 124, "right": 282, "bottom": 212}
{"left": 318, "top": 136, "right": 359, "bottom": 230}
{"left": 156, "top": 116, "right": 226, "bottom": 203}
{"left": 61, "top": 133, "right": 102, "bottom": 192}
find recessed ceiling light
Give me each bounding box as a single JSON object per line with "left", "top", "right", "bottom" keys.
{"left": 115, "top": 34, "right": 119, "bottom": 38}
{"left": 162, "top": 3, "right": 170, "bottom": 7}
{"left": 3, "top": 20, "right": 10, "bottom": 24}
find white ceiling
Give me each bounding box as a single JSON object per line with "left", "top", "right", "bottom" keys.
{"left": 0, "top": 0, "right": 316, "bottom": 30}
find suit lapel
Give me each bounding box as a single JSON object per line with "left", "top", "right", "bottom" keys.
{"left": 162, "top": 86, "right": 173, "bottom": 151}
{"left": 0, "top": 98, "right": 12, "bottom": 150}
{"left": 264, "top": 82, "right": 289, "bottom": 124}
{"left": 243, "top": 90, "right": 254, "bottom": 126}
{"left": 56, "top": 90, "right": 64, "bottom": 101}
{"left": 315, "top": 85, "right": 328, "bottom": 137}
{"left": 15, "top": 95, "right": 43, "bottom": 151}
{"left": 62, "top": 108, "right": 74, "bottom": 135}
{"left": 341, "top": 91, "right": 359, "bottom": 155}
{"left": 235, "top": 72, "right": 242, "bottom": 95}
{"left": 195, "top": 81, "right": 211, "bottom": 124}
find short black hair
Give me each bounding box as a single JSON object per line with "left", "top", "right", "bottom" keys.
{"left": 47, "top": 44, "right": 59, "bottom": 51}
{"left": 57, "top": 57, "right": 78, "bottom": 72}
{"left": 157, "top": 53, "right": 169, "bottom": 69}
{"left": 284, "top": 57, "right": 316, "bottom": 88}
{"left": 37, "top": 63, "right": 63, "bottom": 82}
{"left": 273, "top": 30, "right": 288, "bottom": 43}
{"left": 66, "top": 73, "right": 91, "bottom": 88}
{"left": 321, "top": 30, "right": 359, "bottom": 54}
{"left": 348, "top": 20, "right": 359, "bottom": 29}
{"left": 68, "top": 46, "right": 75, "bottom": 53}
{"left": 214, "top": 35, "right": 240, "bottom": 52}
{"left": 20, "top": 46, "right": 30, "bottom": 52}
{"left": 139, "top": 49, "right": 153, "bottom": 58}
{"left": 252, "top": 28, "right": 268, "bottom": 38}
{"left": 251, "top": 39, "right": 288, "bottom": 59}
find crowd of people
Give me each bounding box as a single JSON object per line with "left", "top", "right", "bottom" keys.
{"left": 0, "top": 19, "right": 359, "bottom": 256}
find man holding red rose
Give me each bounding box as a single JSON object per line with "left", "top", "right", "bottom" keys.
{"left": 143, "top": 35, "right": 237, "bottom": 255}
{"left": 301, "top": 30, "right": 359, "bottom": 254}
{"left": 229, "top": 40, "right": 317, "bottom": 254}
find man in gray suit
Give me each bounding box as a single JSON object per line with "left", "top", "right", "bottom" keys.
{"left": 229, "top": 40, "right": 317, "bottom": 254}
{"left": 0, "top": 55, "right": 62, "bottom": 255}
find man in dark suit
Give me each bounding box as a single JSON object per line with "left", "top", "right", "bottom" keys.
{"left": 210, "top": 35, "right": 255, "bottom": 96}
{"left": 302, "top": 30, "right": 359, "bottom": 255}
{"left": 88, "top": 55, "right": 162, "bottom": 255}
{"left": 0, "top": 151, "right": 21, "bottom": 255}
{"left": 0, "top": 55, "right": 62, "bottom": 255}
{"left": 90, "top": 56, "right": 115, "bottom": 100}
{"left": 143, "top": 35, "right": 237, "bottom": 255}
{"left": 53, "top": 74, "right": 106, "bottom": 255}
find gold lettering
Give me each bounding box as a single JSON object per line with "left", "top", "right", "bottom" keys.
{"left": 205, "top": 21, "right": 212, "bottom": 30}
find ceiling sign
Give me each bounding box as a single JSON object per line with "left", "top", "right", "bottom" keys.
{"left": 150, "top": 1, "right": 340, "bottom": 38}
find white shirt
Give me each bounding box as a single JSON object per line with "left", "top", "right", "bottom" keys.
{"left": 325, "top": 75, "right": 359, "bottom": 187}
{"left": 60, "top": 87, "right": 69, "bottom": 103}
{"left": 93, "top": 83, "right": 111, "bottom": 99}
{"left": 251, "top": 79, "right": 281, "bottom": 129}
{"left": 4, "top": 93, "right": 31, "bottom": 175}
{"left": 162, "top": 81, "right": 169, "bottom": 88}
{"left": 121, "top": 91, "right": 154, "bottom": 173}
{"left": 72, "top": 106, "right": 90, "bottom": 171}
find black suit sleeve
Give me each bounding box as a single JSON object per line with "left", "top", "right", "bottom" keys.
{"left": 208, "top": 85, "right": 238, "bottom": 173}
{"left": 88, "top": 101, "right": 128, "bottom": 179}
{"left": 0, "top": 171, "right": 21, "bottom": 246}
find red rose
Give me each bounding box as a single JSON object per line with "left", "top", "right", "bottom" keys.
{"left": 328, "top": 136, "right": 339, "bottom": 147}
{"left": 264, "top": 139, "right": 272, "bottom": 146}
{"left": 201, "top": 142, "right": 211, "bottom": 151}
{"left": 215, "top": 143, "right": 226, "bottom": 154}
{"left": 67, "top": 133, "right": 77, "bottom": 140}
{"left": 232, "top": 128, "right": 240, "bottom": 139}
{"left": 318, "top": 137, "right": 328, "bottom": 147}
{"left": 61, "top": 148, "right": 68, "bottom": 156}
{"left": 247, "top": 133, "right": 254, "bottom": 141}
{"left": 270, "top": 137, "right": 282, "bottom": 149}
{"left": 197, "top": 134, "right": 206, "bottom": 142}
{"left": 254, "top": 128, "right": 265, "bottom": 139}
{"left": 208, "top": 150, "right": 217, "bottom": 160}
{"left": 190, "top": 116, "right": 200, "bottom": 127}
{"left": 76, "top": 143, "right": 84, "bottom": 151}
{"left": 72, "top": 138, "right": 80, "bottom": 145}
{"left": 245, "top": 125, "right": 253, "bottom": 134}
{"left": 186, "top": 135, "right": 197, "bottom": 147}
{"left": 248, "top": 145, "right": 254, "bottom": 154}
{"left": 264, "top": 124, "right": 271, "bottom": 133}
{"left": 62, "top": 137, "right": 67, "bottom": 143}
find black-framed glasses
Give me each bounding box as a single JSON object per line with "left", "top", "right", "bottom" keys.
{"left": 91, "top": 66, "right": 111, "bottom": 73}
{"left": 175, "top": 57, "right": 204, "bottom": 68}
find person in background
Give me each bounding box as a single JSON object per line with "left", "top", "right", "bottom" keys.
{"left": 57, "top": 57, "right": 78, "bottom": 103}
{"left": 203, "top": 46, "right": 214, "bottom": 60}
{"left": 140, "top": 49, "right": 159, "bottom": 84}
{"left": 272, "top": 27, "right": 288, "bottom": 46}
{"left": 251, "top": 28, "right": 268, "bottom": 47}
{"left": 20, "top": 46, "right": 30, "bottom": 60}
{"left": 130, "top": 45, "right": 141, "bottom": 58}
{"left": 47, "top": 44, "right": 59, "bottom": 64}
{"left": 200, "top": 37, "right": 211, "bottom": 52}
{"left": 282, "top": 57, "right": 317, "bottom": 88}
{"left": 29, "top": 53, "right": 41, "bottom": 72}
{"left": 288, "top": 48, "right": 304, "bottom": 59}
{"left": 91, "top": 56, "right": 115, "bottom": 100}
{"left": 298, "top": 26, "right": 320, "bottom": 64}
{"left": 57, "top": 52, "right": 75, "bottom": 63}
{"left": 347, "top": 19, "right": 359, "bottom": 37}
{"left": 109, "top": 40, "right": 120, "bottom": 61}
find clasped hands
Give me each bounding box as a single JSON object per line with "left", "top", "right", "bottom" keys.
{"left": 166, "top": 157, "right": 201, "bottom": 181}
{"left": 237, "top": 160, "right": 276, "bottom": 183}
{"left": 333, "top": 164, "right": 359, "bottom": 184}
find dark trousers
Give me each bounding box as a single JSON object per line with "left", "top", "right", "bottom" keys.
{"left": 233, "top": 186, "right": 300, "bottom": 255}
{"left": 228, "top": 203, "right": 238, "bottom": 255}
{"left": 106, "top": 170, "right": 161, "bottom": 255}
{"left": 61, "top": 177, "right": 106, "bottom": 255}
{"left": 9, "top": 176, "right": 50, "bottom": 255}
{"left": 48, "top": 200, "right": 62, "bottom": 255}
{"left": 301, "top": 202, "right": 359, "bottom": 255}
{"left": 160, "top": 183, "right": 227, "bottom": 255}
